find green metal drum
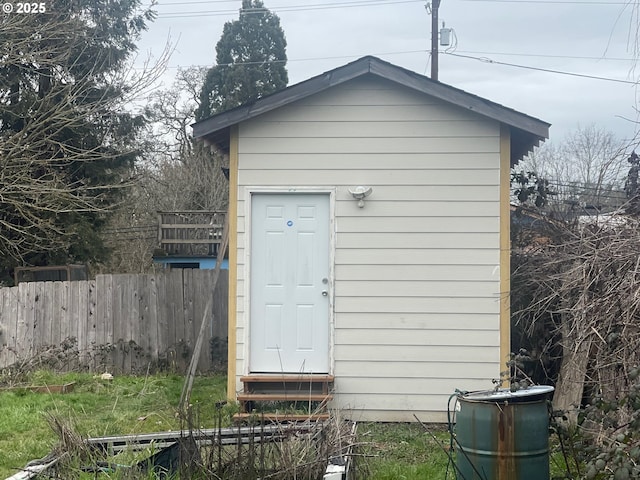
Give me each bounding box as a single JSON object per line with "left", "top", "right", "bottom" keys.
{"left": 455, "top": 386, "right": 554, "bottom": 480}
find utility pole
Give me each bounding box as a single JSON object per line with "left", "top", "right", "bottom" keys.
{"left": 430, "top": 0, "right": 441, "bottom": 81}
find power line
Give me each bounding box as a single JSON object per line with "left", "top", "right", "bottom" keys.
{"left": 143, "top": 49, "right": 639, "bottom": 86}
{"left": 154, "top": 0, "right": 423, "bottom": 18}
{"left": 135, "top": 50, "right": 427, "bottom": 70}
{"left": 454, "top": 49, "right": 634, "bottom": 63}
{"left": 444, "top": 51, "right": 639, "bottom": 85}
{"left": 460, "top": 0, "right": 628, "bottom": 4}
{"left": 149, "top": 0, "right": 629, "bottom": 5}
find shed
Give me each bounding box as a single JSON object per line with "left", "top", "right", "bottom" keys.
{"left": 193, "top": 56, "right": 549, "bottom": 422}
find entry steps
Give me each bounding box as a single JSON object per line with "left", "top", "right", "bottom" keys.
{"left": 235, "top": 374, "right": 334, "bottom": 423}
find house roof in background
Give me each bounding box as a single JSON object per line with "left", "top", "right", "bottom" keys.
{"left": 192, "top": 55, "right": 550, "bottom": 163}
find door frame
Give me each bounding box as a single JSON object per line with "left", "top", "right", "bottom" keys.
{"left": 243, "top": 186, "right": 336, "bottom": 375}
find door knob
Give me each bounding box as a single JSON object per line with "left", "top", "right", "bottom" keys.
{"left": 321, "top": 290, "right": 328, "bottom": 296}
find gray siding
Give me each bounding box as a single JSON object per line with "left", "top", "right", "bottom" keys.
{"left": 235, "top": 76, "right": 502, "bottom": 422}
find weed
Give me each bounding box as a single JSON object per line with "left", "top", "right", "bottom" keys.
{"left": 0, "top": 372, "right": 226, "bottom": 478}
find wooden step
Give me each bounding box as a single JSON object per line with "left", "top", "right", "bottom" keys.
{"left": 233, "top": 413, "right": 330, "bottom": 423}
{"left": 237, "top": 393, "right": 332, "bottom": 402}
{"left": 240, "top": 375, "right": 334, "bottom": 384}
{"left": 241, "top": 375, "right": 334, "bottom": 395}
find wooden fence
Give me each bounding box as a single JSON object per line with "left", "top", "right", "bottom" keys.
{"left": 0, "top": 269, "right": 228, "bottom": 374}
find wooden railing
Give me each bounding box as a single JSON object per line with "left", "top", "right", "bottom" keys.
{"left": 157, "top": 211, "right": 226, "bottom": 257}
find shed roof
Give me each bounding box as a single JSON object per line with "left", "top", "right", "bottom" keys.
{"left": 192, "top": 55, "right": 550, "bottom": 163}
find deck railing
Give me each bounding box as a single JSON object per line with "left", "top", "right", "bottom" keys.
{"left": 157, "top": 211, "right": 226, "bottom": 257}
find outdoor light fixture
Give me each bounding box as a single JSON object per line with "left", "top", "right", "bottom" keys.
{"left": 348, "top": 186, "right": 373, "bottom": 208}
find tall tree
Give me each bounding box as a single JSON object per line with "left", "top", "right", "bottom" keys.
{"left": 0, "top": 0, "right": 158, "bottom": 282}
{"left": 196, "top": 0, "right": 288, "bottom": 120}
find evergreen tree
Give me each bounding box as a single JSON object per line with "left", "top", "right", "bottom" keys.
{"left": 0, "top": 0, "right": 156, "bottom": 282}
{"left": 196, "top": 0, "right": 288, "bottom": 121}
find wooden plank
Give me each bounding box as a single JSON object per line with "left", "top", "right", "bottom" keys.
{"left": 211, "top": 272, "right": 229, "bottom": 340}
{"left": 336, "top": 377, "right": 493, "bottom": 396}
{"left": 159, "top": 223, "right": 223, "bottom": 229}
{"left": 237, "top": 184, "right": 499, "bottom": 202}
{"left": 164, "top": 269, "right": 184, "bottom": 371}
{"left": 237, "top": 393, "right": 332, "bottom": 402}
{"left": 336, "top": 280, "right": 499, "bottom": 297}
{"left": 333, "top": 344, "right": 499, "bottom": 363}
{"left": 124, "top": 274, "right": 137, "bottom": 373}
{"left": 332, "top": 391, "right": 490, "bottom": 412}
{"left": 354, "top": 184, "right": 498, "bottom": 201}
{"left": 233, "top": 413, "right": 330, "bottom": 422}
{"left": 64, "top": 281, "right": 78, "bottom": 369}
{"left": 86, "top": 280, "right": 97, "bottom": 370}
{"left": 20, "top": 283, "right": 35, "bottom": 358}
{"left": 128, "top": 274, "right": 140, "bottom": 372}
{"left": 146, "top": 274, "right": 159, "bottom": 367}
{"left": 64, "top": 281, "right": 77, "bottom": 367}
{"left": 0, "top": 286, "right": 19, "bottom": 367}
{"left": 158, "top": 210, "right": 225, "bottom": 215}
{"left": 343, "top": 392, "right": 443, "bottom": 412}
{"left": 136, "top": 274, "right": 151, "bottom": 371}
{"left": 112, "top": 275, "right": 125, "bottom": 372}
{"left": 241, "top": 120, "right": 498, "bottom": 139}
{"left": 14, "top": 283, "right": 29, "bottom": 359}
{"left": 198, "top": 270, "right": 215, "bottom": 372}
{"left": 335, "top": 328, "right": 499, "bottom": 347}
{"left": 104, "top": 275, "right": 114, "bottom": 371}
{"left": 337, "top": 232, "right": 499, "bottom": 249}
{"left": 335, "top": 264, "right": 499, "bottom": 281}
{"left": 155, "top": 273, "right": 169, "bottom": 369}
{"left": 43, "top": 283, "right": 55, "bottom": 349}
{"left": 159, "top": 239, "right": 222, "bottom": 245}
{"left": 334, "top": 360, "right": 498, "bottom": 379}
{"left": 335, "top": 312, "right": 499, "bottom": 330}
{"left": 238, "top": 168, "right": 499, "bottom": 186}
{"left": 334, "top": 248, "right": 499, "bottom": 265}
{"left": 51, "top": 282, "right": 64, "bottom": 347}
{"left": 325, "top": 216, "right": 499, "bottom": 234}
{"left": 182, "top": 269, "right": 196, "bottom": 368}
{"left": 0, "top": 382, "right": 76, "bottom": 394}
{"left": 239, "top": 135, "right": 499, "bottom": 155}
{"left": 0, "top": 287, "right": 6, "bottom": 367}
{"left": 37, "top": 282, "right": 51, "bottom": 353}
{"left": 75, "top": 281, "right": 89, "bottom": 365}
{"left": 240, "top": 375, "right": 334, "bottom": 383}
{"left": 94, "top": 275, "right": 108, "bottom": 370}
{"left": 247, "top": 103, "right": 485, "bottom": 124}
{"left": 334, "top": 200, "right": 499, "bottom": 217}
{"left": 336, "top": 296, "right": 500, "bottom": 314}
{"left": 31, "top": 283, "right": 42, "bottom": 355}
{"left": 173, "top": 269, "right": 187, "bottom": 372}
{"left": 7, "top": 286, "right": 19, "bottom": 365}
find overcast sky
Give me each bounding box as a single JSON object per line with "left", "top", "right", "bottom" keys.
{"left": 137, "top": 0, "right": 640, "bottom": 145}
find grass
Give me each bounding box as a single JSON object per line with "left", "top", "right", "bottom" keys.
{"left": 360, "top": 422, "right": 453, "bottom": 480}
{"left": 0, "top": 371, "right": 228, "bottom": 478}
{"left": 1, "top": 371, "right": 562, "bottom": 480}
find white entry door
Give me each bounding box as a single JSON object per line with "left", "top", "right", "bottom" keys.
{"left": 250, "top": 193, "right": 330, "bottom": 373}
